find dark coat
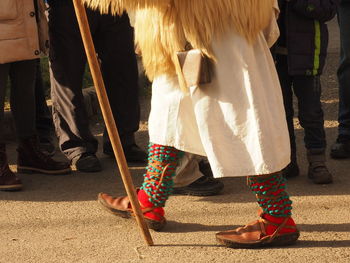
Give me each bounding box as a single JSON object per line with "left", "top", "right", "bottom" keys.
{"left": 276, "top": 0, "right": 338, "bottom": 76}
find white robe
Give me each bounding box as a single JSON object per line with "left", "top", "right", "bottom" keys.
{"left": 148, "top": 14, "right": 290, "bottom": 178}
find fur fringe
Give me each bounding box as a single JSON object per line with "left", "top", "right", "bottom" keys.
{"left": 83, "top": 0, "right": 275, "bottom": 80}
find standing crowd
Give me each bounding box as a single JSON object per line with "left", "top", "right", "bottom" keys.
{"left": 0, "top": 0, "right": 349, "bottom": 249}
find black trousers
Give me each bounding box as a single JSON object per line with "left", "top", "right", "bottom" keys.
{"left": 276, "top": 55, "right": 326, "bottom": 162}
{"left": 35, "top": 59, "right": 55, "bottom": 142}
{"left": 48, "top": 2, "right": 140, "bottom": 160}
{"left": 0, "top": 60, "right": 37, "bottom": 143}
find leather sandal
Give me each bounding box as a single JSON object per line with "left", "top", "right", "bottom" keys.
{"left": 97, "top": 192, "right": 166, "bottom": 231}
{"left": 216, "top": 216, "right": 300, "bottom": 248}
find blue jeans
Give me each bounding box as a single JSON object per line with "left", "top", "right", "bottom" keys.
{"left": 276, "top": 55, "right": 326, "bottom": 162}
{"left": 337, "top": 2, "right": 350, "bottom": 141}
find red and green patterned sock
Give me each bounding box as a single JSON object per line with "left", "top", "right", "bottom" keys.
{"left": 248, "top": 173, "right": 296, "bottom": 235}
{"left": 139, "top": 143, "right": 183, "bottom": 221}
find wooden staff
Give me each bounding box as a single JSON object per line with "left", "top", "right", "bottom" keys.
{"left": 72, "top": 0, "right": 154, "bottom": 246}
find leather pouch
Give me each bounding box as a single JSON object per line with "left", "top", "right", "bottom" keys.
{"left": 176, "top": 49, "right": 211, "bottom": 89}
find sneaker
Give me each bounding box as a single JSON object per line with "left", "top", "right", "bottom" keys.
{"left": 17, "top": 136, "right": 71, "bottom": 175}
{"left": 103, "top": 142, "right": 147, "bottom": 163}
{"left": 282, "top": 162, "right": 300, "bottom": 178}
{"left": 173, "top": 175, "right": 224, "bottom": 196}
{"left": 330, "top": 140, "right": 350, "bottom": 159}
{"left": 173, "top": 160, "right": 224, "bottom": 196}
{"left": 72, "top": 153, "right": 102, "bottom": 173}
{"left": 0, "top": 144, "right": 22, "bottom": 191}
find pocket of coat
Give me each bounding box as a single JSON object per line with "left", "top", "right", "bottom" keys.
{"left": 0, "top": 0, "right": 19, "bottom": 20}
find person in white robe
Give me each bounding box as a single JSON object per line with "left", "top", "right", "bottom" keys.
{"left": 84, "top": 0, "right": 300, "bottom": 248}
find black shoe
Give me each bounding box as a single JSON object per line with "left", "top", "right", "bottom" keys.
{"left": 72, "top": 153, "right": 102, "bottom": 173}
{"left": 198, "top": 159, "right": 214, "bottom": 177}
{"left": 282, "top": 162, "right": 300, "bottom": 178}
{"left": 0, "top": 144, "right": 22, "bottom": 191}
{"left": 173, "top": 160, "right": 224, "bottom": 196}
{"left": 39, "top": 138, "right": 56, "bottom": 157}
{"left": 330, "top": 140, "right": 350, "bottom": 159}
{"left": 104, "top": 142, "right": 147, "bottom": 163}
{"left": 173, "top": 175, "right": 224, "bottom": 196}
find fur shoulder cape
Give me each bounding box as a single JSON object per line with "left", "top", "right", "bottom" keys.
{"left": 83, "top": 0, "right": 275, "bottom": 81}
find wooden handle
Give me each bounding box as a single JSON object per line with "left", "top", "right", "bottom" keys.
{"left": 72, "top": 0, "right": 154, "bottom": 246}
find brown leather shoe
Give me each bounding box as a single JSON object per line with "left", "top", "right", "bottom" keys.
{"left": 97, "top": 192, "right": 166, "bottom": 231}
{"left": 307, "top": 149, "right": 332, "bottom": 184}
{"left": 17, "top": 136, "right": 71, "bottom": 175}
{"left": 216, "top": 217, "right": 300, "bottom": 248}
{"left": 0, "top": 144, "right": 22, "bottom": 191}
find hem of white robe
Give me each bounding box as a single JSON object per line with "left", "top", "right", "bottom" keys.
{"left": 212, "top": 158, "right": 290, "bottom": 178}
{"left": 149, "top": 136, "right": 290, "bottom": 178}
{"left": 149, "top": 136, "right": 206, "bottom": 157}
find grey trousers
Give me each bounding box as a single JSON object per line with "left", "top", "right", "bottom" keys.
{"left": 0, "top": 59, "right": 37, "bottom": 143}
{"left": 174, "top": 153, "right": 204, "bottom": 187}
{"left": 49, "top": 2, "right": 140, "bottom": 161}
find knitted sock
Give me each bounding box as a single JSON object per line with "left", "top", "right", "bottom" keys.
{"left": 139, "top": 143, "right": 183, "bottom": 221}
{"left": 248, "top": 173, "right": 296, "bottom": 235}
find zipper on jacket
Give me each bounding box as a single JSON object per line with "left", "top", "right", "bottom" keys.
{"left": 313, "top": 20, "right": 321, "bottom": 75}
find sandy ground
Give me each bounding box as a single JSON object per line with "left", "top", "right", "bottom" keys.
{"left": 1, "top": 19, "right": 349, "bottom": 263}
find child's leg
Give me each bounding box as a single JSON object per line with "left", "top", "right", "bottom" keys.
{"left": 276, "top": 55, "right": 298, "bottom": 175}
{"left": 216, "top": 172, "right": 299, "bottom": 248}
{"left": 293, "top": 75, "right": 332, "bottom": 184}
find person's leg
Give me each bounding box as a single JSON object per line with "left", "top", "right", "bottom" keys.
{"left": 331, "top": 2, "right": 350, "bottom": 158}
{"left": 95, "top": 12, "right": 146, "bottom": 162}
{"left": 34, "top": 59, "right": 55, "bottom": 156}
{"left": 0, "top": 63, "right": 22, "bottom": 190}
{"left": 49, "top": 2, "right": 100, "bottom": 171}
{"left": 275, "top": 55, "right": 299, "bottom": 178}
{"left": 293, "top": 75, "right": 332, "bottom": 184}
{"left": 98, "top": 143, "right": 183, "bottom": 230}
{"left": 216, "top": 172, "right": 299, "bottom": 248}
{"left": 9, "top": 60, "right": 71, "bottom": 176}
{"left": 172, "top": 152, "right": 224, "bottom": 196}
{"left": 9, "top": 60, "right": 37, "bottom": 140}
{"left": 0, "top": 63, "right": 10, "bottom": 145}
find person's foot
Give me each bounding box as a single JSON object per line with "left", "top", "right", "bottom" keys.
{"left": 103, "top": 142, "right": 147, "bottom": 163}
{"left": 173, "top": 160, "right": 224, "bottom": 196}
{"left": 0, "top": 144, "right": 22, "bottom": 191}
{"left": 39, "top": 138, "right": 56, "bottom": 157}
{"left": 173, "top": 175, "right": 224, "bottom": 196}
{"left": 307, "top": 149, "right": 332, "bottom": 184}
{"left": 308, "top": 164, "right": 333, "bottom": 184}
{"left": 216, "top": 214, "right": 299, "bottom": 248}
{"left": 282, "top": 162, "right": 300, "bottom": 178}
{"left": 17, "top": 136, "right": 71, "bottom": 175}
{"left": 97, "top": 190, "right": 166, "bottom": 231}
{"left": 72, "top": 153, "right": 102, "bottom": 173}
{"left": 330, "top": 140, "right": 350, "bottom": 159}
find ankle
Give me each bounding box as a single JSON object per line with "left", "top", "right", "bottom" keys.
{"left": 138, "top": 189, "right": 164, "bottom": 222}
{"left": 263, "top": 214, "right": 297, "bottom": 235}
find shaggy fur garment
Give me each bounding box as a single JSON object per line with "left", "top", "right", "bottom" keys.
{"left": 83, "top": 0, "right": 275, "bottom": 82}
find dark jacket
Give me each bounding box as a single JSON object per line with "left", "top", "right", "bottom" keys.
{"left": 276, "top": 0, "right": 338, "bottom": 76}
